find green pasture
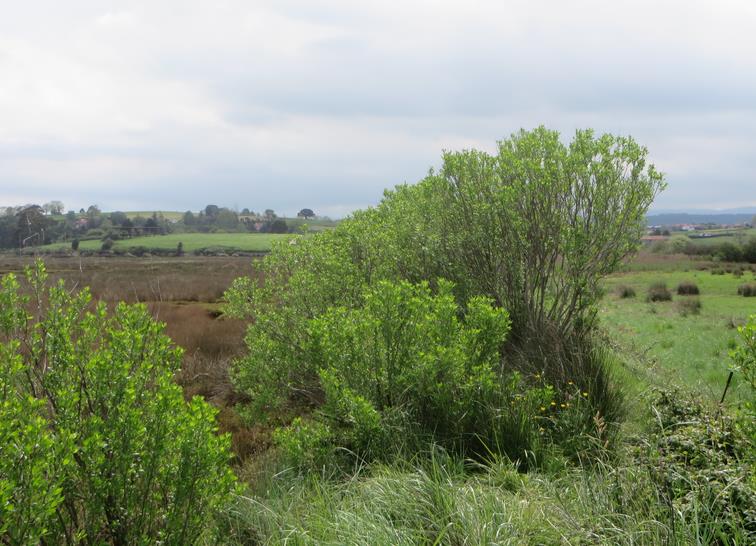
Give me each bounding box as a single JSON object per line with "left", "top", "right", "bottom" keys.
{"left": 125, "top": 211, "right": 186, "bottom": 221}
{"left": 32, "top": 232, "right": 293, "bottom": 253}
{"left": 600, "top": 268, "right": 756, "bottom": 401}
{"left": 683, "top": 227, "right": 756, "bottom": 246}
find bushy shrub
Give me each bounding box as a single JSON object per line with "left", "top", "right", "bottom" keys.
{"left": 272, "top": 280, "right": 516, "bottom": 465}
{"left": 101, "top": 237, "right": 114, "bottom": 251}
{"left": 643, "top": 390, "right": 755, "bottom": 538}
{"left": 729, "top": 314, "right": 756, "bottom": 392}
{"left": 738, "top": 283, "right": 756, "bottom": 297}
{"left": 677, "top": 297, "right": 702, "bottom": 316}
{"left": 647, "top": 282, "right": 672, "bottom": 302}
{"left": 227, "top": 128, "right": 661, "bottom": 469}
{"left": 676, "top": 280, "right": 699, "bottom": 295}
{"left": 0, "top": 263, "right": 236, "bottom": 544}
{"left": 616, "top": 285, "right": 636, "bottom": 298}
{"left": 716, "top": 242, "right": 744, "bottom": 263}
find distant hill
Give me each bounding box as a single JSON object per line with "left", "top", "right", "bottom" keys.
{"left": 647, "top": 210, "right": 755, "bottom": 226}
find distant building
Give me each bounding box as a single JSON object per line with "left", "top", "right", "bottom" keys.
{"left": 641, "top": 235, "right": 670, "bottom": 245}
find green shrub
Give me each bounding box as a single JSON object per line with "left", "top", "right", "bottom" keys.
{"left": 676, "top": 280, "right": 699, "bottom": 295}
{"left": 616, "top": 285, "right": 636, "bottom": 298}
{"left": 644, "top": 390, "right": 755, "bottom": 538}
{"left": 274, "top": 280, "right": 519, "bottom": 465}
{"left": 646, "top": 282, "right": 672, "bottom": 302}
{"left": 677, "top": 297, "right": 702, "bottom": 316}
{"left": 738, "top": 283, "right": 756, "bottom": 297}
{"left": 711, "top": 268, "right": 725, "bottom": 275}
{"left": 0, "top": 263, "right": 236, "bottom": 544}
{"left": 101, "top": 237, "right": 114, "bottom": 251}
{"left": 729, "top": 314, "right": 756, "bottom": 392}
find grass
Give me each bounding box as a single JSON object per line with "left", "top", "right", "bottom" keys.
{"left": 29, "top": 232, "right": 293, "bottom": 253}
{"left": 600, "top": 268, "right": 755, "bottom": 401}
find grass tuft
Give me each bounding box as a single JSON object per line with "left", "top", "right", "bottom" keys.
{"left": 737, "top": 283, "right": 756, "bottom": 297}
{"left": 646, "top": 282, "right": 672, "bottom": 302}
{"left": 616, "top": 284, "right": 636, "bottom": 298}
{"left": 676, "top": 280, "right": 700, "bottom": 295}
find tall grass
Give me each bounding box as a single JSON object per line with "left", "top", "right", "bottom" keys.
{"left": 217, "top": 445, "right": 753, "bottom": 545}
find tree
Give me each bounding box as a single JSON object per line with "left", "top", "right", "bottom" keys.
{"left": 110, "top": 211, "right": 128, "bottom": 225}
{"left": 297, "top": 208, "right": 315, "bottom": 219}
{"left": 43, "top": 200, "right": 65, "bottom": 215}
{"left": 0, "top": 263, "right": 236, "bottom": 543}
{"left": 264, "top": 209, "right": 276, "bottom": 221}
{"left": 71, "top": 238, "right": 79, "bottom": 251}
{"left": 241, "top": 208, "right": 251, "bottom": 215}
{"left": 216, "top": 208, "right": 240, "bottom": 230}
{"left": 205, "top": 204, "right": 220, "bottom": 217}
{"left": 177, "top": 241, "right": 184, "bottom": 256}
{"left": 16, "top": 205, "right": 51, "bottom": 247}
{"left": 183, "top": 210, "right": 197, "bottom": 225}
{"left": 269, "top": 218, "right": 288, "bottom": 233}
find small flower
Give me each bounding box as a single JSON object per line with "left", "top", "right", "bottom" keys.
{"left": 540, "top": 406, "right": 546, "bottom": 412}
{"left": 567, "top": 381, "right": 574, "bottom": 385}
{"left": 582, "top": 392, "right": 589, "bottom": 397}
{"left": 560, "top": 403, "right": 566, "bottom": 408}
{"left": 550, "top": 401, "right": 556, "bottom": 406}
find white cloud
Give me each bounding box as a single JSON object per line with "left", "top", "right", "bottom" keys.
{"left": 0, "top": 0, "right": 754, "bottom": 213}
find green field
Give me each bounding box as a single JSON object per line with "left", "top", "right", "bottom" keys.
{"left": 33, "top": 232, "right": 294, "bottom": 253}
{"left": 125, "top": 211, "right": 186, "bottom": 221}
{"left": 600, "top": 267, "right": 756, "bottom": 401}
{"left": 682, "top": 226, "right": 756, "bottom": 246}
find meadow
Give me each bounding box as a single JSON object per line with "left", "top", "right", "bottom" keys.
{"left": 29, "top": 232, "right": 293, "bottom": 253}
{"left": 601, "top": 259, "right": 756, "bottom": 402}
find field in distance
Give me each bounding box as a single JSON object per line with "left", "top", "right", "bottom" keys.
{"left": 32, "top": 232, "right": 294, "bottom": 253}
{"left": 600, "top": 257, "right": 756, "bottom": 402}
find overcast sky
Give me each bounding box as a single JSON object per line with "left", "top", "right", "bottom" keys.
{"left": 1, "top": 1, "right": 754, "bottom": 216}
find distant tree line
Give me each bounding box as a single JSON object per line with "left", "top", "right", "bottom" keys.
{"left": 0, "top": 202, "right": 320, "bottom": 250}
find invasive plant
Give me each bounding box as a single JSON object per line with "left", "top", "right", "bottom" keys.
{"left": 0, "top": 262, "right": 236, "bottom": 545}
{"left": 646, "top": 282, "right": 672, "bottom": 302}
{"left": 676, "top": 280, "right": 699, "bottom": 295}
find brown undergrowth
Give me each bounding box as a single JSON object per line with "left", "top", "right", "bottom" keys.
{"left": 1, "top": 255, "right": 264, "bottom": 462}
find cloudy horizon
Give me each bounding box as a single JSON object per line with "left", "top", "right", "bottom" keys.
{"left": 1, "top": 1, "right": 755, "bottom": 217}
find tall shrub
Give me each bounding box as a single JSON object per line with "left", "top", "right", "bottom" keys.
{"left": 427, "top": 127, "right": 665, "bottom": 341}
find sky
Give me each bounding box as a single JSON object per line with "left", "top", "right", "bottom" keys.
{"left": 1, "top": 0, "right": 755, "bottom": 217}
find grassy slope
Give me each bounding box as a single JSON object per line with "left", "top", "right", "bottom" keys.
{"left": 600, "top": 267, "right": 756, "bottom": 401}
{"left": 35, "top": 233, "right": 293, "bottom": 252}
